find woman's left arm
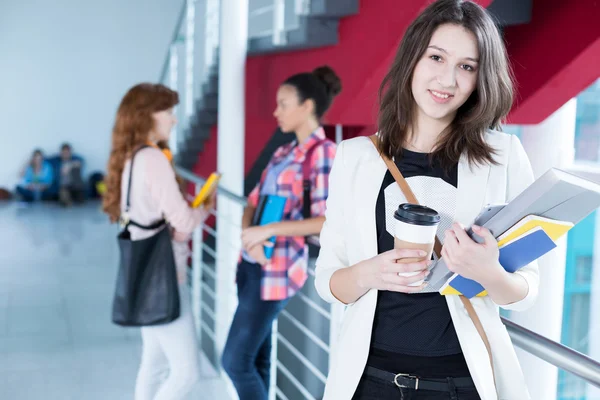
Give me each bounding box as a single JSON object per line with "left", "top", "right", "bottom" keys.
{"left": 442, "top": 135, "right": 539, "bottom": 310}
{"left": 266, "top": 216, "right": 326, "bottom": 237}
{"left": 242, "top": 142, "right": 336, "bottom": 250}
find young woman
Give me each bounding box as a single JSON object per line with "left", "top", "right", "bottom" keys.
{"left": 103, "top": 83, "right": 214, "bottom": 400}
{"left": 221, "top": 66, "right": 342, "bottom": 400}
{"left": 16, "top": 149, "right": 54, "bottom": 202}
{"left": 315, "top": 1, "right": 538, "bottom": 400}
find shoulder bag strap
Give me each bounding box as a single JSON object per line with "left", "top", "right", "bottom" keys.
{"left": 122, "top": 145, "right": 166, "bottom": 230}
{"left": 368, "top": 134, "right": 495, "bottom": 379}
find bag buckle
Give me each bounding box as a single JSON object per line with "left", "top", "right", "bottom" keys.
{"left": 119, "top": 214, "right": 130, "bottom": 228}
{"left": 394, "top": 373, "right": 420, "bottom": 390}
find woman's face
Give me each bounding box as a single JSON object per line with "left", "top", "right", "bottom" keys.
{"left": 151, "top": 108, "right": 177, "bottom": 142}
{"left": 411, "top": 23, "right": 479, "bottom": 126}
{"left": 273, "top": 85, "right": 313, "bottom": 133}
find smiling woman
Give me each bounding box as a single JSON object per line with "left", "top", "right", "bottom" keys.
{"left": 377, "top": 0, "right": 513, "bottom": 171}
{"left": 315, "top": 1, "right": 537, "bottom": 400}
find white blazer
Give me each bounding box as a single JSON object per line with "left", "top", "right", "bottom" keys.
{"left": 315, "top": 131, "right": 539, "bottom": 400}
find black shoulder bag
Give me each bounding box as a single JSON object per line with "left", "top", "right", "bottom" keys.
{"left": 111, "top": 146, "right": 180, "bottom": 326}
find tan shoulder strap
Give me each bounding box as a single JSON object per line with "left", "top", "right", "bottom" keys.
{"left": 368, "top": 135, "right": 443, "bottom": 258}
{"left": 459, "top": 295, "right": 495, "bottom": 377}
{"left": 369, "top": 134, "right": 495, "bottom": 380}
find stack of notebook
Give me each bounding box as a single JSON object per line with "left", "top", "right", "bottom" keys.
{"left": 439, "top": 215, "right": 574, "bottom": 298}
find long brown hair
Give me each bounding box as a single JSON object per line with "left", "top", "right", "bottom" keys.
{"left": 377, "top": 0, "right": 514, "bottom": 169}
{"left": 103, "top": 83, "right": 179, "bottom": 222}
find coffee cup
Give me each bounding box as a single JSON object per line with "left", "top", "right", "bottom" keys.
{"left": 393, "top": 203, "right": 441, "bottom": 286}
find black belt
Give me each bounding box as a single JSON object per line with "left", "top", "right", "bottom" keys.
{"left": 365, "top": 367, "right": 475, "bottom": 392}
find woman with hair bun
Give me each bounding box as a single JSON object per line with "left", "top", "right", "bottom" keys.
{"left": 221, "top": 66, "right": 342, "bottom": 400}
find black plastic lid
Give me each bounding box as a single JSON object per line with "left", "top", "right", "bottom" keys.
{"left": 393, "top": 203, "right": 440, "bottom": 226}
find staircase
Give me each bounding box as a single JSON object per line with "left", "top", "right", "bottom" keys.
{"left": 174, "top": 0, "right": 359, "bottom": 177}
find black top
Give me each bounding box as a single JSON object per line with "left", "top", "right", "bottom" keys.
{"left": 366, "top": 148, "right": 470, "bottom": 378}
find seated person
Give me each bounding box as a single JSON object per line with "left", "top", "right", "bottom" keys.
{"left": 57, "top": 143, "right": 85, "bottom": 206}
{"left": 16, "top": 149, "right": 54, "bottom": 202}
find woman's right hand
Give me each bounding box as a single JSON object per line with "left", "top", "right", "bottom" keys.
{"left": 352, "top": 248, "right": 431, "bottom": 293}
{"left": 246, "top": 243, "right": 269, "bottom": 266}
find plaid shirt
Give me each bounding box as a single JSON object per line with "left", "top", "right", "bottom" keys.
{"left": 246, "top": 127, "right": 336, "bottom": 300}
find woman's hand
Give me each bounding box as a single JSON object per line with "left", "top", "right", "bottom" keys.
{"left": 173, "top": 230, "right": 191, "bottom": 242}
{"left": 241, "top": 225, "right": 274, "bottom": 252}
{"left": 352, "top": 248, "right": 431, "bottom": 293}
{"left": 246, "top": 243, "right": 269, "bottom": 266}
{"left": 442, "top": 223, "right": 505, "bottom": 286}
{"left": 203, "top": 191, "right": 217, "bottom": 212}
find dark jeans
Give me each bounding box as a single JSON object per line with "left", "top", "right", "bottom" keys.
{"left": 221, "top": 260, "right": 290, "bottom": 400}
{"left": 16, "top": 186, "right": 53, "bottom": 202}
{"left": 352, "top": 374, "right": 481, "bottom": 400}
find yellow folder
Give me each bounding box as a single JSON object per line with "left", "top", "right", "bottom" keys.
{"left": 192, "top": 172, "right": 221, "bottom": 208}
{"left": 497, "top": 215, "right": 573, "bottom": 247}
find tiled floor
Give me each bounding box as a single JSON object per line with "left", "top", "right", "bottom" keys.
{"left": 0, "top": 201, "right": 229, "bottom": 399}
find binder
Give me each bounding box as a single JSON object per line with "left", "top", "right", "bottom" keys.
{"left": 425, "top": 168, "right": 600, "bottom": 295}
{"left": 253, "top": 195, "right": 287, "bottom": 259}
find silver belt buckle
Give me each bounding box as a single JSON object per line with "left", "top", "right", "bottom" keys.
{"left": 394, "top": 373, "right": 420, "bottom": 390}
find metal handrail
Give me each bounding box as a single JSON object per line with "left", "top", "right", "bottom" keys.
{"left": 175, "top": 166, "right": 600, "bottom": 389}
{"left": 502, "top": 318, "right": 600, "bottom": 387}
{"left": 175, "top": 166, "right": 247, "bottom": 204}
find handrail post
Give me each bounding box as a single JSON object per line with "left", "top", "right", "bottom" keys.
{"left": 269, "top": 319, "right": 279, "bottom": 400}
{"left": 191, "top": 182, "right": 204, "bottom": 341}
{"left": 272, "top": 0, "right": 286, "bottom": 46}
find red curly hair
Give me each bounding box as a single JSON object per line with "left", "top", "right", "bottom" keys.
{"left": 103, "top": 83, "right": 179, "bottom": 222}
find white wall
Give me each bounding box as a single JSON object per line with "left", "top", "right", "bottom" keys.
{"left": 0, "top": 0, "right": 184, "bottom": 187}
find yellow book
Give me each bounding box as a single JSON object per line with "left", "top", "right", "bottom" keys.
{"left": 497, "top": 215, "right": 573, "bottom": 247}
{"left": 192, "top": 172, "right": 221, "bottom": 208}
{"left": 440, "top": 286, "right": 488, "bottom": 297}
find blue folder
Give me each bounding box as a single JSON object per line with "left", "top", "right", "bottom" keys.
{"left": 253, "top": 195, "right": 287, "bottom": 259}
{"left": 447, "top": 227, "right": 557, "bottom": 298}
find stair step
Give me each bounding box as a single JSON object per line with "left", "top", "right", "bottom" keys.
{"left": 248, "top": 17, "right": 339, "bottom": 55}
{"left": 302, "top": 0, "right": 359, "bottom": 17}
{"left": 196, "top": 94, "right": 218, "bottom": 112}
{"left": 203, "top": 76, "right": 219, "bottom": 96}
{"left": 193, "top": 109, "right": 218, "bottom": 126}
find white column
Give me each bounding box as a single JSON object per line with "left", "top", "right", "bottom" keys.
{"left": 511, "top": 98, "right": 577, "bottom": 400}
{"left": 215, "top": 0, "right": 248, "bottom": 375}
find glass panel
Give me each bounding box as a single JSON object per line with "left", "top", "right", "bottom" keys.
{"left": 559, "top": 210, "right": 600, "bottom": 399}
{"left": 248, "top": 0, "right": 275, "bottom": 38}
{"left": 574, "top": 78, "right": 600, "bottom": 163}
{"left": 248, "top": 0, "right": 303, "bottom": 39}
{"left": 558, "top": 369, "right": 600, "bottom": 400}
{"left": 284, "top": 0, "right": 300, "bottom": 31}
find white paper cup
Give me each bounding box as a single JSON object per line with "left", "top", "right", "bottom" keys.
{"left": 393, "top": 204, "right": 440, "bottom": 286}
